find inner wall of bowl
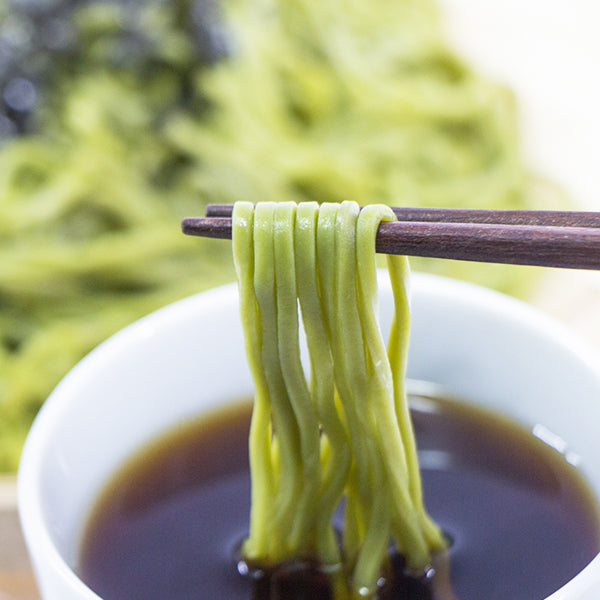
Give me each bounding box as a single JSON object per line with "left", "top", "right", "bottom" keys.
{"left": 32, "top": 285, "right": 253, "bottom": 568}
{"left": 29, "top": 273, "right": 600, "bottom": 573}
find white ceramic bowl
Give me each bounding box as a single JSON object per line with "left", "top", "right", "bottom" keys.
{"left": 18, "top": 273, "right": 600, "bottom": 599}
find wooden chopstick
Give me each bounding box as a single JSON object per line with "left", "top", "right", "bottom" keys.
{"left": 204, "top": 203, "right": 600, "bottom": 228}
{"left": 181, "top": 206, "right": 600, "bottom": 270}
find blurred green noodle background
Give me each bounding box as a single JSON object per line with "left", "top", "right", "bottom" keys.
{"left": 0, "top": 0, "right": 565, "bottom": 470}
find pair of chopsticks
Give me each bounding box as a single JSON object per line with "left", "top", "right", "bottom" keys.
{"left": 182, "top": 204, "right": 600, "bottom": 270}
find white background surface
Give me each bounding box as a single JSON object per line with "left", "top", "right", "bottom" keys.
{"left": 439, "top": 0, "right": 600, "bottom": 211}
{"left": 438, "top": 0, "right": 600, "bottom": 355}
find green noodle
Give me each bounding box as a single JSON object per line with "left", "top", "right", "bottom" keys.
{"left": 233, "top": 201, "right": 445, "bottom": 597}
{"left": 0, "top": 0, "right": 561, "bottom": 470}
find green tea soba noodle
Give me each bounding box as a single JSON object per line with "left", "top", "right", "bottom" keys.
{"left": 233, "top": 201, "right": 445, "bottom": 597}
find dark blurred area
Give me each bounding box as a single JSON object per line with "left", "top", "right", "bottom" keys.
{"left": 0, "top": 0, "right": 228, "bottom": 136}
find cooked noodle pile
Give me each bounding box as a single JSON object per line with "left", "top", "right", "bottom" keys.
{"left": 0, "top": 0, "right": 551, "bottom": 470}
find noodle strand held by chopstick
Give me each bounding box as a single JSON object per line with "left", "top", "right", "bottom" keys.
{"left": 233, "top": 201, "right": 445, "bottom": 598}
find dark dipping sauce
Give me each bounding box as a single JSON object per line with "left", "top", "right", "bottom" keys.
{"left": 78, "top": 394, "right": 600, "bottom": 600}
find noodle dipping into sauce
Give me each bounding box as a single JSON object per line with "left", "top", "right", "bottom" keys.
{"left": 77, "top": 392, "right": 600, "bottom": 600}
{"left": 75, "top": 202, "right": 600, "bottom": 599}
{"left": 18, "top": 209, "right": 600, "bottom": 600}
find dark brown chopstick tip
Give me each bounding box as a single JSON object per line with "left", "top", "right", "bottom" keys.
{"left": 182, "top": 217, "right": 232, "bottom": 240}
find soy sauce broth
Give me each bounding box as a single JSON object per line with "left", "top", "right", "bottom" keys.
{"left": 77, "top": 394, "right": 600, "bottom": 600}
